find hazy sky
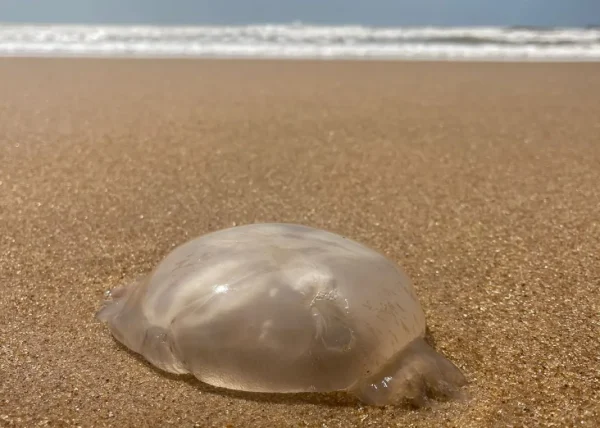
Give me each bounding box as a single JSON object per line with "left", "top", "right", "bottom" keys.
{"left": 0, "top": 0, "right": 599, "bottom": 27}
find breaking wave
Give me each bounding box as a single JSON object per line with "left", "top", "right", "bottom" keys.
{"left": 1, "top": 23, "right": 599, "bottom": 60}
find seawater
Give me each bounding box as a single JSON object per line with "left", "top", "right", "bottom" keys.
{"left": 1, "top": 23, "right": 599, "bottom": 61}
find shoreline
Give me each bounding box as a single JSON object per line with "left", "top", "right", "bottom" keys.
{"left": 1, "top": 53, "right": 600, "bottom": 63}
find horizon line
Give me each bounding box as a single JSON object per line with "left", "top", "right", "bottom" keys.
{"left": 1, "top": 21, "right": 599, "bottom": 30}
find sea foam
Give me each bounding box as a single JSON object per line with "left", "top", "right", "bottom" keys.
{"left": 1, "top": 23, "right": 599, "bottom": 61}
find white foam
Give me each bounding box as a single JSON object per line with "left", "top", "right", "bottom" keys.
{"left": 1, "top": 23, "right": 599, "bottom": 61}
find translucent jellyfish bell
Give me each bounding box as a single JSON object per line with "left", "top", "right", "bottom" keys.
{"left": 96, "top": 223, "right": 466, "bottom": 406}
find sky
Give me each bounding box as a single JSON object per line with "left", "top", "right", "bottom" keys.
{"left": 0, "top": 0, "right": 599, "bottom": 27}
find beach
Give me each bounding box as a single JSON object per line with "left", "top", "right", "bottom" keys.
{"left": 1, "top": 58, "right": 599, "bottom": 427}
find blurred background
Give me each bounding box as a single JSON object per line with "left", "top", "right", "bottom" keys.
{"left": 1, "top": 0, "right": 599, "bottom": 60}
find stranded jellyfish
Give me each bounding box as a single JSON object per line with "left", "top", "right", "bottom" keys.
{"left": 96, "top": 223, "right": 466, "bottom": 406}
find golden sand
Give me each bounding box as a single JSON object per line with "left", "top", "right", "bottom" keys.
{"left": 1, "top": 58, "right": 599, "bottom": 427}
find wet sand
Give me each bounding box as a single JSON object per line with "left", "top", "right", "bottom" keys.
{"left": 1, "top": 58, "right": 599, "bottom": 427}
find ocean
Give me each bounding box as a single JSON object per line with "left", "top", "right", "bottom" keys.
{"left": 1, "top": 23, "right": 599, "bottom": 61}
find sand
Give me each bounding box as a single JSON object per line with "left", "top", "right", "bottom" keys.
{"left": 1, "top": 58, "right": 599, "bottom": 427}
